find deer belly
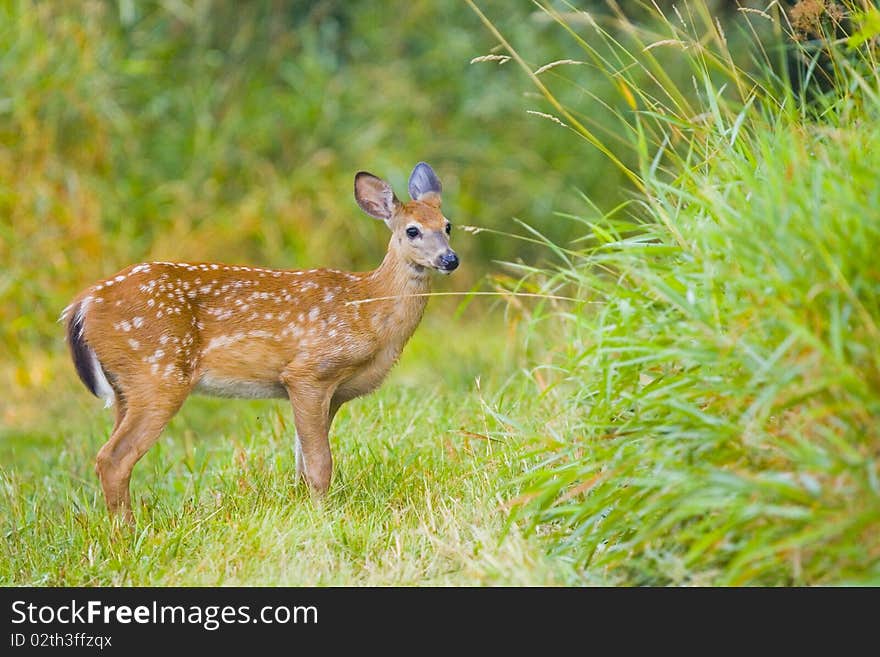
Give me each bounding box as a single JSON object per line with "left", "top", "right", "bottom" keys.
{"left": 195, "top": 338, "right": 290, "bottom": 399}
{"left": 194, "top": 373, "right": 288, "bottom": 399}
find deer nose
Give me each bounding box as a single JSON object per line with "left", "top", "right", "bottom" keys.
{"left": 438, "top": 251, "right": 459, "bottom": 272}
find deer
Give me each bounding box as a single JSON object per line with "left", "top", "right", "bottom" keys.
{"left": 62, "top": 162, "right": 458, "bottom": 523}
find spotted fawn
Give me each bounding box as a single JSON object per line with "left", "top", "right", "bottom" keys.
{"left": 63, "top": 162, "right": 458, "bottom": 522}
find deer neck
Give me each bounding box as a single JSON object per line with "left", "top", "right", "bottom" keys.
{"left": 363, "top": 239, "right": 431, "bottom": 346}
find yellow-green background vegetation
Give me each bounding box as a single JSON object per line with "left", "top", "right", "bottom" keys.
{"left": 2, "top": 0, "right": 878, "bottom": 585}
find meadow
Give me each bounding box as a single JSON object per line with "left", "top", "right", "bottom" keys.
{"left": 2, "top": 1, "right": 878, "bottom": 585}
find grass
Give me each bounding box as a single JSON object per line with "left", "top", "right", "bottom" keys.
{"left": 1, "top": 314, "right": 583, "bottom": 586}
{"left": 486, "top": 1, "right": 880, "bottom": 585}
{"left": 509, "top": 122, "right": 880, "bottom": 585}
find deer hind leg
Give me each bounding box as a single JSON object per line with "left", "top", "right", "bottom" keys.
{"left": 95, "top": 385, "right": 187, "bottom": 522}
{"left": 111, "top": 393, "right": 128, "bottom": 435}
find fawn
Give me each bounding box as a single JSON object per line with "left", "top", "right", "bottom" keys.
{"left": 63, "top": 162, "right": 458, "bottom": 522}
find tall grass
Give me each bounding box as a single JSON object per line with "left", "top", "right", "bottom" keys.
{"left": 472, "top": 0, "right": 880, "bottom": 584}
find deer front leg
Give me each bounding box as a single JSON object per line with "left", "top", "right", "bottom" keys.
{"left": 285, "top": 377, "right": 336, "bottom": 496}
{"left": 294, "top": 394, "right": 344, "bottom": 484}
{"left": 294, "top": 434, "right": 305, "bottom": 482}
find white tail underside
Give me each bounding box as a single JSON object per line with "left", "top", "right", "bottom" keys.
{"left": 76, "top": 297, "right": 116, "bottom": 408}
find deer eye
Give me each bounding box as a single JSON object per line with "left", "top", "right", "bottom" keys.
{"left": 445, "top": 222, "right": 452, "bottom": 235}
{"left": 406, "top": 226, "right": 421, "bottom": 239}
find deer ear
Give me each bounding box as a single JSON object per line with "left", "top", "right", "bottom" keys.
{"left": 355, "top": 172, "right": 400, "bottom": 226}
{"left": 408, "top": 162, "right": 442, "bottom": 204}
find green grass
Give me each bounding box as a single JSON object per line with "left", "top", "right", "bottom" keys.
{"left": 1, "top": 315, "right": 582, "bottom": 586}
{"left": 487, "top": 0, "right": 880, "bottom": 585}
{"left": 509, "top": 121, "right": 880, "bottom": 585}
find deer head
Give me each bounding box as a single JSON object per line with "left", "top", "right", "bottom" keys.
{"left": 354, "top": 162, "right": 459, "bottom": 274}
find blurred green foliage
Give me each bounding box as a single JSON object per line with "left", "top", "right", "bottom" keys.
{"left": 0, "top": 0, "right": 633, "bottom": 364}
